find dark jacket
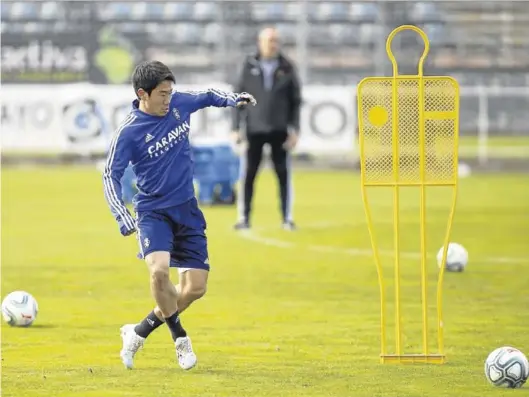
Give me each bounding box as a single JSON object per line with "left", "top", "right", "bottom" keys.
{"left": 232, "top": 52, "right": 302, "bottom": 136}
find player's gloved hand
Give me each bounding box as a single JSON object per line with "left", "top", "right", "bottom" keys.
{"left": 235, "top": 92, "right": 257, "bottom": 108}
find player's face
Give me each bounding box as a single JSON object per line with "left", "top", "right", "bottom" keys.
{"left": 144, "top": 80, "right": 173, "bottom": 116}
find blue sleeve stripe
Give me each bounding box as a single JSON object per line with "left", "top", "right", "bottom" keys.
{"left": 103, "top": 114, "right": 137, "bottom": 230}
{"left": 103, "top": 114, "right": 136, "bottom": 229}
{"left": 181, "top": 89, "right": 207, "bottom": 95}
{"left": 209, "top": 88, "right": 238, "bottom": 101}
{"left": 182, "top": 88, "right": 238, "bottom": 102}
{"left": 103, "top": 114, "right": 136, "bottom": 230}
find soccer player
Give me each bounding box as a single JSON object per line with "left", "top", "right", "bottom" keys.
{"left": 103, "top": 60, "right": 256, "bottom": 370}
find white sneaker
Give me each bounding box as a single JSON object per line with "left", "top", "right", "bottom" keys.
{"left": 282, "top": 221, "right": 297, "bottom": 231}
{"left": 175, "top": 336, "right": 197, "bottom": 370}
{"left": 120, "top": 324, "right": 145, "bottom": 369}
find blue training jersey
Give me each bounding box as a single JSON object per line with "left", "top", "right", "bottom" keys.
{"left": 103, "top": 88, "right": 238, "bottom": 235}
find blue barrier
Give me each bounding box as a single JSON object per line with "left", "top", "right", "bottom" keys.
{"left": 121, "top": 164, "right": 137, "bottom": 204}
{"left": 116, "top": 145, "right": 240, "bottom": 206}
{"left": 192, "top": 145, "right": 240, "bottom": 205}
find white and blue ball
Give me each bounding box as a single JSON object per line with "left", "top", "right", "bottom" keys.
{"left": 437, "top": 242, "right": 468, "bottom": 272}
{"left": 485, "top": 346, "right": 529, "bottom": 388}
{"left": 1, "top": 291, "right": 39, "bottom": 327}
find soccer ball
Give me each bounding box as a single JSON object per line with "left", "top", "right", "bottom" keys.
{"left": 436, "top": 242, "right": 468, "bottom": 272}
{"left": 1, "top": 291, "right": 39, "bottom": 327}
{"left": 485, "top": 346, "right": 529, "bottom": 388}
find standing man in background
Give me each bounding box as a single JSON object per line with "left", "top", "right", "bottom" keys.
{"left": 231, "top": 27, "right": 302, "bottom": 231}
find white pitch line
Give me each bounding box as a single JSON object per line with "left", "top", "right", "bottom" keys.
{"left": 237, "top": 224, "right": 527, "bottom": 265}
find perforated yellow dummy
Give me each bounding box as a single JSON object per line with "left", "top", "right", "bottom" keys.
{"left": 357, "top": 25, "right": 460, "bottom": 364}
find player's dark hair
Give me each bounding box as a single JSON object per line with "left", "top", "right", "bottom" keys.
{"left": 132, "top": 61, "right": 175, "bottom": 97}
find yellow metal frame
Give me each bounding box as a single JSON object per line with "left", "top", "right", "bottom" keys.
{"left": 357, "top": 25, "right": 460, "bottom": 364}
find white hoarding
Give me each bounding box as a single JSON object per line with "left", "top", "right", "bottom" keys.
{"left": 0, "top": 84, "right": 356, "bottom": 155}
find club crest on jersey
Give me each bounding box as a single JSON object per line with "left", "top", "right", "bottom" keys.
{"left": 172, "top": 108, "right": 180, "bottom": 120}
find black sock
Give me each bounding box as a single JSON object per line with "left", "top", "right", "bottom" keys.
{"left": 165, "top": 311, "right": 187, "bottom": 341}
{"left": 134, "top": 310, "right": 164, "bottom": 338}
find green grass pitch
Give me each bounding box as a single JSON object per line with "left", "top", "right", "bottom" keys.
{"left": 1, "top": 166, "right": 528, "bottom": 397}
